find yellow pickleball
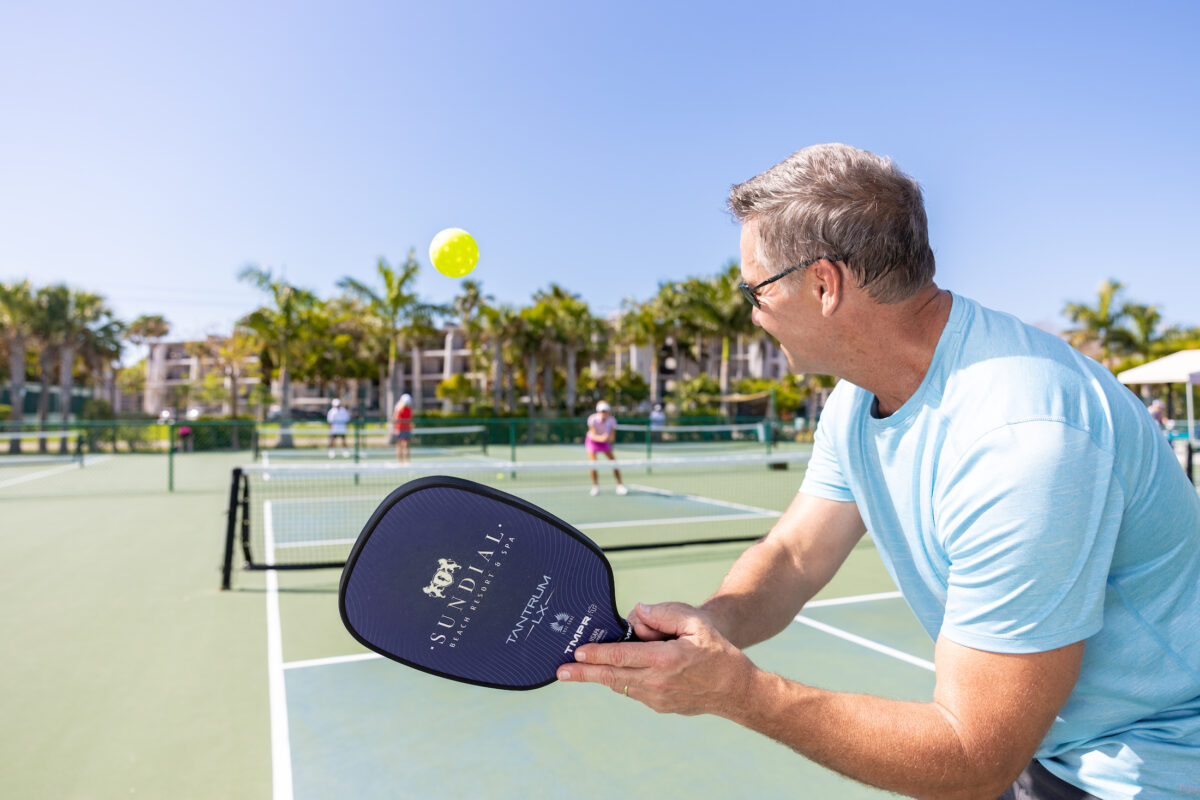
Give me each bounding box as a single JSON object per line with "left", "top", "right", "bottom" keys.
{"left": 429, "top": 228, "right": 479, "bottom": 278}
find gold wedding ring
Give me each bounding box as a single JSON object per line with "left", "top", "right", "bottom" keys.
{"left": 623, "top": 685, "right": 629, "bottom": 697}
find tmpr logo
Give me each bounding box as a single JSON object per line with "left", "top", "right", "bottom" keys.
{"left": 423, "top": 558, "right": 461, "bottom": 599}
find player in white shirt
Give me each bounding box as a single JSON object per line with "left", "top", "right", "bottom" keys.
{"left": 327, "top": 399, "right": 352, "bottom": 458}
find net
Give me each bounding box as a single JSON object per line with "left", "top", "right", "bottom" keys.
{"left": 614, "top": 421, "right": 773, "bottom": 456}
{"left": 0, "top": 430, "right": 85, "bottom": 466}
{"left": 252, "top": 424, "right": 488, "bottom": 462}
{"left": 220, "top": 450, "right": 811, "bottom": 588}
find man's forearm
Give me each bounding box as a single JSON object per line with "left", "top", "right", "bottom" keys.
{"left": 730, "top": 670, "right": 1009, "bottom": 800}
{"left": 699, "top": 536, "right": 817, "bottom": 648}
{"left": 701, "top": 494, "right": 866, "bottom": 648}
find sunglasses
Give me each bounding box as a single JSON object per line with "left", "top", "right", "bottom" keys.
{"left": 738, "top": 254, "right": 845, "bottom": 309}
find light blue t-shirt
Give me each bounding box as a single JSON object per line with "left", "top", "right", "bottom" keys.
{"left": 800, "top": 293, "right": 1200, "bottom": 800}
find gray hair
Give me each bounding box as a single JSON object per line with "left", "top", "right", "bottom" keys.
{"left": 727, "top": 143, "right": 936, "bottom": 303}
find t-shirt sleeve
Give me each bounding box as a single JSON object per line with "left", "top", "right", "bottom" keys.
{"left": 799, "top": 397, "right": 855, "bottom": 503}
{"left": 936, "top": 420, "right": 1123, "bottom": 653}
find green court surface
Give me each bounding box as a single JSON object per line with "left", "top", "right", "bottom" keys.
{"left": 1, "top": 448, "right": 938, "bottom": 799}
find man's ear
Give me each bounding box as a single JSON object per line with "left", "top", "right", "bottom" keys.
{"left": 810, "top": 259, "right": 844, "bottom": 317}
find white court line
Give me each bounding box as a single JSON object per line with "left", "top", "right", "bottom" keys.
{"left": 804, "top": 591, "right": 903, "bottom": 608}
{"left": 284, "top": 652, "right": 381, "bottom": 671}
{"left": 792, "top": 614, "right": 934, "bottom": 672}
{"left": 271, "top": 510, "right": 773, "bottom": 548}
{"left": 263, "top": 502, "right": 294, "bottom": 800}
{"left": 578, "top": 511, "right": 777, "bottom": 530}
{"left": 275, "top": 536, "right": 356, "bottom": 550}
{"left": 625, "top": 483, "right": 781, "bottom": 516}
{"left": 270, "top": 512, "right": 777, "bottom": 549}
{"left": 286, "top": 593, "right": 929, "bottom": 679}
{"left": 0, "top": 455, "right": 111, "bottom": 490}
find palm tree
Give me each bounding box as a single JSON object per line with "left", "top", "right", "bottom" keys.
{"left": 480, "top": 304, "right": 519, "bottom": 411}
{"left": 188, "top": 328, "right": 259, "bottom": 447}
{"left": 617, "top": 296, "right": 666, "bottom": 405}
{"left": 77, "top": 302, "right": 124, "bottom": 416}
{"left": 452, "top": 279, "right": 494, "bottom": 397}
{"left": 30, "top": 285, "right": 71, "bottom": 450}
{"left": 692, "top": 263, "right": 756, "bottom": 416}
{"left": 532, "top": 284, "right": 600, "bottom": 416}
{"left": 318, "top": 295, "right": 382, "bottom": 409}
{"left": 127, "top": 314, "right": 170, "bottom": 352}
{"left": 1064, "top": 279, "right": 1129, "bottom": 366}
{"left": 125, "top": 314, "right": 170, "bottom": 414}
{"left": 1115, "top": 302, "right": 1161, "bottom": 362}
{"left": 514, "top": 304, "right": 551, "bottom": 419}
{"left": 57, "top": 290, "right": 116, "bottom": 432}
{"left": 0, "top": 280, "right": 35, "bottom": 449}
{"left": 239, "top": 265, "right": 317, "bottom": 448}
{"left": 338, "top": 251, "right": 446, "bottom": 416}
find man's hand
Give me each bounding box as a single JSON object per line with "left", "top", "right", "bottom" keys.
{"left": 557, "top": 602, "right": 758, "bottom": 717}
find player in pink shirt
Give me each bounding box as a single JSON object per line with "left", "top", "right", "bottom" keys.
{"left": 585, "top": 401, "right": 627, "bottom": 496}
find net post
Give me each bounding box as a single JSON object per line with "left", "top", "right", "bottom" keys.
{"left": 766, "top": 388, "right": 777, "bottom": 456}
{"left": 645, "top": 420, "right": 652, "bottom": 473}
{"left": 168, "top": 422, "right": 175, "bottom": 492}
{"left": 221, "top": 467, "right": 243, "bottom": 590}
{"left": 238, "top": 467, "right": 253, "bottom": 567}
{"left": 75, "top": 431, "right": 84, "bottom": 467}
{"left": 510, "top": 420, "right": 517, "bottom": 477}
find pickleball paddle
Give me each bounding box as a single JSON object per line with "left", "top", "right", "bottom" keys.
{"left": 339, "top": 475, "right": 636, "bottom": 690}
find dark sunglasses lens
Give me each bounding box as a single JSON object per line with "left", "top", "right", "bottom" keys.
{"left": 739, "top": 283, "right": 759, "bottom": 308}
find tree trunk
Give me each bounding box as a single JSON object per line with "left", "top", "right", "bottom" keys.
{"left": 719, "top": 337, "right": 730, "bottom": 418}
{"left": 491, "top": 340, "right": 502, "bottom": 410}
{"left": 565, "top": 348, "right": 577, "bottom": 416}
{"left": 229, "top": 372, "right": 241, "bottom": 450}
{"left": 412, "top": 345, "right": 423, "bottom": 413}
{"left": 37, "top": 347, "right": 58, "bottom": 452}
{"left": 442, "top": 331, "right": 454, "bottom": 414}
{"left": 7, "top": 333, "right": 25, "bottom": 453}
{"left": 385, "top": 348, "right": 397, "bottom": 424}
{"left": 58, "top": 343, "right": 76, "bottom": 451}
{"left": 526, "top": 353, "right": 537, "bottom": 416}
{"left": 278, "top": 363, "right": 293, "bottom": 448}
{"left": 650, "top": 344, "right": 660, "bottom": 405}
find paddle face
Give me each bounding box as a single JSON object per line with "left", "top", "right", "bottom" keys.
{"left": 339, "top": 475, "right": 633, "bottom": 690}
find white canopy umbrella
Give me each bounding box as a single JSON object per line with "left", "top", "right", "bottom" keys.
{"left": 1117, "top": 349, "right": 1200, "bottom": 443}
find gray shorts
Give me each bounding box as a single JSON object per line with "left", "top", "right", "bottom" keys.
{"left": 997, "top": 760, "right": 1100, "bottom": 800}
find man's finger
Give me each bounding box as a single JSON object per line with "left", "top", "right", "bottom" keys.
{"left": 556, "top": 661, "right": 631, "bottom": 686}
{"left": 632, "top": 601, "right": 701, "bottom": 638}
{"left": 573, "top": 639, "right": 666, "bottom": 669}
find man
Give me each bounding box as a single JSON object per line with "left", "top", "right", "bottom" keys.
{"left": 557, "top": 144, "right": 1200, "bottom": 799}
{"left": 326, "top": 398, "right": 351, "bottom": 458}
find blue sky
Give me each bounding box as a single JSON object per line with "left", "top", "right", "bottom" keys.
{"left": 2, "top": 0, "right": 1197, "bottom": 352}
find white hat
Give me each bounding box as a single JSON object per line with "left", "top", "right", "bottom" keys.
{"left": 400, "top": 393, "right": 412, "bottom": 405}
{"left": 331, "top": 398, "right": 341, "bottom": 407}
{"left": 596, "top": 401, "right": 611, "bottom": 412}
